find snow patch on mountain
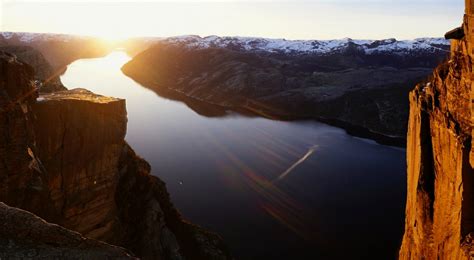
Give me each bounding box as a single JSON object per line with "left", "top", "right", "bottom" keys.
{"left": 0, "top": 32, "right": 92, "bottom": 43}
{"left": 0, "top": 32, "right": 450, "bottom": 55}
{"left": 159, "top": 35, "right": 450, "bottom": 55}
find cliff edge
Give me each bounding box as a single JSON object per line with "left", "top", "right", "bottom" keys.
{"left": 399, "top": 1, "right": 474, "bottom": 259}
{"left": 0, "top": 50, "right": 230, "bottom": 259}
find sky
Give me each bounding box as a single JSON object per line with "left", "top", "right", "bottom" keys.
{"left": 0, "top": 0, "right": 464, "bottom": 40}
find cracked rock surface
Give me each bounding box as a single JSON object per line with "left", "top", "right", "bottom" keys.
{"left": 399, "top": 1, "right": 474, "bottom": 259}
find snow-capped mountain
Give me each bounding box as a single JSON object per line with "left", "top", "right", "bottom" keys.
{"left": 0, "top": 32, "right": 92, "bottom": 43}
{"left": 1, "top": 32, "right": 450, "bottom": 56}
{"left": 156, "top": 35, "right": 450, "bottom": 55}
{"left": 123, "top": 33, "right": 450, "bottom": 143}
{"left": 0, "top": 32, "right": 110, "bottom": 70}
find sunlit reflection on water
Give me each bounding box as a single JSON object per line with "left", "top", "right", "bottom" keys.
{"left": 94, "top": 51, "right": 131, "bottom": 70}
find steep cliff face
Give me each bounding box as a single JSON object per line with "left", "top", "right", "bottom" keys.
{"left": 399, "top": 1, "right": 474, "bottom": 259}
{"left": 0, "top": 51, "right": 42, "bottom": 210}
{"left": 32, "top": 88, "right": 127, "bottom": 238}
{"left": 0, "top": 52, "right": 230, "bottom": 259}
{"left": 0, "top": 51, "right": 132, "bottom": 258}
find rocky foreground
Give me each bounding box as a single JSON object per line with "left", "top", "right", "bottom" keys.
{"left": 399, "top": 0, "right": 474, "bottom": 259}
{"left": 0, "top": 202, "right": 135, "bottom": 259}
{"left": 0, "top": 50, "right": 230, "bottom": 259}
{"left": 122, "top": 36, "right": 449, "bottom": 146}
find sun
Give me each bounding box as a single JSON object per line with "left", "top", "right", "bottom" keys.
{"left": 98, "top": 33, "right": 129, "bottom": 44}
{"left": 91, "top": 27, "right": 132, "bottom": 45}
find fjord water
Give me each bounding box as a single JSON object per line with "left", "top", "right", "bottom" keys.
{"left": 61, "top": 51, "right": 407, "bottom": 259}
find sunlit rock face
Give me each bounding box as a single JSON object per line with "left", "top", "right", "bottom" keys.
{"left": 399, "top": 0, "right": 474, "bottom": 258}
{"left": 0, "top": 52, "right": 230, "bottom": 259}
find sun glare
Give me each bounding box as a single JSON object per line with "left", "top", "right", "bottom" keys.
{"left": 2, "top": 1, "right": 463, "bottom": 41}
{"left": 99, "top": 34, "right": 127, "bottom": 44}
{"left": 99, "top": 51, "right": 132, "bottom": 69}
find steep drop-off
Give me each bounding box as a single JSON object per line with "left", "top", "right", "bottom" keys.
{"left": 399, "top": 1, "right": 474, "bottom": 259}
{"left": 0, "top": 51, "right": 132, "bottom": 258}
{"left": 0, "top": 51, "right": 230, "bottom": 259}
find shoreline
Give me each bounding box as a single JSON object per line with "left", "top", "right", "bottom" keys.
{"left": 123, "top": 71, "right": 407, "bottom": 148}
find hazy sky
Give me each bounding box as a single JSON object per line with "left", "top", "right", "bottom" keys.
{"left": 0, "top": 0, "right": 464, "bottom": 40}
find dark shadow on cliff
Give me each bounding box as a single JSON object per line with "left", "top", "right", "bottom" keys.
{"left": 462, "top": 138, "right": 474, "bottom": 237}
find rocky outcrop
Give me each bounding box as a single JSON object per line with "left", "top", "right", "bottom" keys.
{"left": 0, "top": 51, "right": 230, "bottom": 259}
{"left": 399, "top": 1, "right": 474, "bottom": 259}
{"left": 31, "top": 88, "right": 127, "bottom": 239}
{"left": 0, "top": 45, "right": 66, "bottom": 92}
{"left": 0, "top": 51, "right": 131, "bottom": 258}
{"left": 122, "top": 38, "right": 449, "bottom": 146}
{"left": 0, "top": 202, "right": 135, "bottom": 259}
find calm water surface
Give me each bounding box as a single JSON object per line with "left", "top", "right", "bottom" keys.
{"left": 61, "top": 52, "right": 407, "bottom": 260}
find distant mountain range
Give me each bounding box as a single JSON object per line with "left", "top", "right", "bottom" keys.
{"left": 0, "top": 31, "right": 451, "bottom": 145}
{"left": 0, "top": 32, "right": 449, "bottom": 55}
{"left": 157, "top": 35, "right": 449, "bottom": 55}
{"left": 124, "top": 35, "right": 449, "bottom": 56}
{"left": 121, "top": 35, "right": 450, "bottom": 145}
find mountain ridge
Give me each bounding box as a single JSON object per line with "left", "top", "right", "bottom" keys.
{"left": 0, "top": 31, "right": 449, "bottom": 55}
{"left": 123, "top": 35, "right": 449, "bottom": 56}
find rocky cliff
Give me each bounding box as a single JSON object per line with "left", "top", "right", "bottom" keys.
{"left": 0, "top": 45, "right": 66, "bottom": 93}
{"left": 399, "top": 1, "right": 474, "bottom": 259}
{"left": 122, "top": 37, "right": 449, "bottom": 146}
{"left": 0, "top": 51, "right": 131, "bottom": 258}
{"left": 0, "top": 51, "right": 230, "bottom": 259}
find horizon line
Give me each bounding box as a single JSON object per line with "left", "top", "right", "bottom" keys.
{"left": 0, "top": 30, "right": 449, "bottom": 42}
